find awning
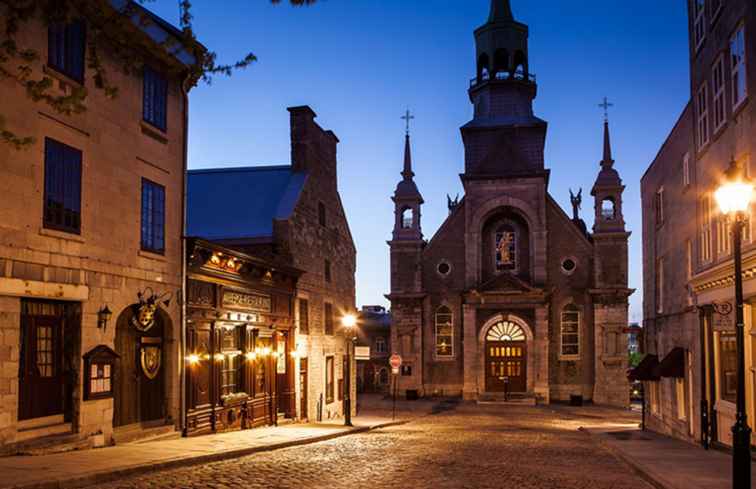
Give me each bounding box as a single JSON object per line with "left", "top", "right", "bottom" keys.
{"left": 628, "top": 354, "right": 660, "bottom": 381}
{"left": 655, "top": 347, "right": 686, "bottom": 378}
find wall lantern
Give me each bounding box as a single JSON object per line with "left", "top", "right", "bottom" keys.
{"left": 97, "top": 305, "right": 113, "bottom": 331}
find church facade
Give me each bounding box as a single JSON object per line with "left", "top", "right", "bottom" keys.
{"left": 387, "top": 0, "right": 632, "bottom": 406}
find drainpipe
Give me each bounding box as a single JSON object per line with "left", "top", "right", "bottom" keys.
{"left": 179, "top": 72, "right": 190, "bottom": 436}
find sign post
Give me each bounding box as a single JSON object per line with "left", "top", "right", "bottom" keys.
{"left": 389, "top": 354, "right": 402, "bottom": 421}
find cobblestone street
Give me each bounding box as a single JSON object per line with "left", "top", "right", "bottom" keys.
{"left": 92, "top": 404, "right": 648, "bottom": 489}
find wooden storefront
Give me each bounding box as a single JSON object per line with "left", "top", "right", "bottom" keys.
{"left": 184, "top": 239, "right": 300, "bottom": 436}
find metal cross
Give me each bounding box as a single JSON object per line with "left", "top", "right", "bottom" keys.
{"left": 598, "top": 97, "right": 614, "bottom": 121}
{"left": 401, "top": 109, "right": 415, "bottom": 135}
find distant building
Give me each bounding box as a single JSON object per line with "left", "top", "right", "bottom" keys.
{"left": 640, "top": 0, "right": 756, "bottom": 447}
{"left": 0, "top": 4, "right": 197, "bottom": 452}
{"left": 356, "top": 306, "right": 391, "bottom": 394}
{"left": 187, "top": 106, "right": 357, "bottom": 425}
{"left": 627, "top": 323, "right": 643, "bottom": 355}
{"left": 387, "top": 0, "right": 632, "bottom": 406}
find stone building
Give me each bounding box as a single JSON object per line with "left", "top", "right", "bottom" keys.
{"left": 641, "top": 0, "right": 756, "bottom": 447}
{"left": 355, "top": 305, "right": 391, "bottom": 394}
{"left": 0, "top": 4, "right": 195, "bottom": 452}
{"left": 387, "top": 0, "right": 632, "bottom": 406}
{"left": 187, "top": 106, "right": 357, "bottom": 422}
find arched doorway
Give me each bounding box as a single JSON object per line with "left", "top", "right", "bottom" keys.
{"left": 485, "top": 321, "right": 527, "bottom": 393}
{"left": 113, "top": 305, "right": 167, "bottom": 428}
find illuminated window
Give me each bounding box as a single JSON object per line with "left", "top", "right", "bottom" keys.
{"left": 719, "top": 333, "right": 737, "bottom": 403}
{"left": 700, "top": 195, "right": 713, "bottom": 262}
{"left": 560, "top": 305, "right": 580, "bottom": 357}
{"left": 717, "top": 213, "right": 732, "bottom": 256}
{"left": 435, "top": 307, "right": 454, "bottom": 357}
{"left": 676, "top": 377, "right": 687, "bottom": 420}
{"left": 495, "top": 225, "right": 517, "bottom": 271}
{"left": 299, "top": 299, "right": 309, "bottom": 335}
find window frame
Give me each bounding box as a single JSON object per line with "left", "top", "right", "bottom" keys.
{"left": 140, "top": 178, "right": 166, "bottom": 255}
{"left": 324, "top": 302, "right": 334, "bottom": 335}
{"left": 299, "top": 298, "right": 309, "bottom": 335}
{"left": 655, "top": 188, "right": 665, "bottom": 228}
{"left": 683, "top": 152, "right": 691, "bottom": 187}
{"left": 375, "top": 337, "right": 387, "bottom": 354}
{"left": 325, "top": 355, "right": 334, "bottom": 404}
{"left": 324, "top": 259, "right": 332, "bottom": 283}
{"left": 143, "top": 65, "right": 169, "bottom": 132}
{"left": 717, "top": 212, "right": 732, "bottom": 256}
{"left": 712, "top": 54, "right": 726, "bottom": 132}
{"left": 697, "top": 82, "right": 710, "bottom": 149}
{"left": 43, "top": 138, "right": 82, "bottom": 235}
{"left": 656, "top": 257, "right": 664, "bottom": 314}
{"left": 559, "top": 305, "right": 580, "bottom": 359}
{"left": 701, "top": 195, "right": 713, "bottom": 263}
{"left": 694, "top": 0, "right": 706, "bottom": 52}
{"left": 47, "top": 20, "right": 86, "bottom": 83}
{"left": 434, "top": 306, "right": 454, "bottom": 358}
{"left": 731, "top": 24, "right": 748, "bottom": 111}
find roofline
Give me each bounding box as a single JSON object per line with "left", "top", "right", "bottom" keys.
{"left": 640, "top": 100, "right": 693, "bottom": 183}
{"left": 188, "top": 165, "right": 291, "bottom": 175}
{"left": 188, "top": 237, "right": 303, "bottom": 277}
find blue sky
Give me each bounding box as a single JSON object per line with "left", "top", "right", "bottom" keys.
{"left": 148, "top": 0, "right": 691, "bottom": 322}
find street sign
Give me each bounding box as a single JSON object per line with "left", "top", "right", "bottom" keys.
{"left": 354, "top": 346, "right": 370, "bottom": 361}
{"left": 391, "top": 367, "right": 399, "bottom": 375}
{"left": 390, "top": 354, "right": 402, "bottom": 370}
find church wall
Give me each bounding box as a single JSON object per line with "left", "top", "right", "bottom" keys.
{"left": 544, "top": 203, "right": 596, "bottom": 401}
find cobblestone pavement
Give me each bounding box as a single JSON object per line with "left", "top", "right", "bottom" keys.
{"left": 92, "top": 404, "right": 649, "bottom": 489}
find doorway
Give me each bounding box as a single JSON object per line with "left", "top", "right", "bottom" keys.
{"left": 299, "top": 357, "right": 308, "bottom": 420}
{"left": 484, "top": 320, "right": 528, "bottom": 393}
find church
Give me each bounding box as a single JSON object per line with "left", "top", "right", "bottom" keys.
{"left": 387, "top": 0, "right": 632, "bottom": 406}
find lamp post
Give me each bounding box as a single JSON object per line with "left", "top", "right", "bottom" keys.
{"left": 341, "top": 312, "right": 357, "bottom": 427}
{"left": 715, "top": 159, "right": 754, "bottom": 489}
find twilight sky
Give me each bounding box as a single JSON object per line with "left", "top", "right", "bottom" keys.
{"left": 148, "top": 0, "right": 690, "bottom": 322}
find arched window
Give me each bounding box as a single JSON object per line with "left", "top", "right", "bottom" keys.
{"left": 493, "top": 49, "right": 509, "bottom": 78}
{"left": 401, "top": 207, "right": 413, "bottom": 229}
{"left": 435, "top": 306, "right": 453, "bottom": 357}
{"left": 486, "top": 321, "right": 526, "bottom": 342}
{"left": 601, "top": 198, "right": 616, "bottom": 220}
{"left": 495, "top": 224, "right": 517, "bottom": 271}
{"left": 513, "top": 50, "right": 527, "bottom": 77}
{"left": 478, "top": 53, "right": 490, "bottom": 81}
{"left": 560, "top": 304, "right": 580, "bottom": 357}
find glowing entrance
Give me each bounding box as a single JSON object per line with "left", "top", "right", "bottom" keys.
{"left": 485, "top": 321, "right": 527, "bottom": 393}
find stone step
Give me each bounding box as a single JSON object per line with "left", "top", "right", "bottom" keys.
{"left": 6, "top": 430, "right": 89, "bottom": 457}
{"left": 477, "top": 393, "right": 537, "bottom": 406}
{"left": 113, "top": 424, "right": 177, "bottom": 446}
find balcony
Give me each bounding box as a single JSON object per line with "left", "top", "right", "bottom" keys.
{"left": 470, "top": 69, "right": 536, "bottom": 88}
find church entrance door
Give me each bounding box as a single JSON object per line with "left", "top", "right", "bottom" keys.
{"left": 484, "top": 321, "right": 528, "bottom": 393}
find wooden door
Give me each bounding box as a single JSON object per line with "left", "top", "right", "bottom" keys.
{"left": 139, "top": 321, "right": 165, "bottom": 423}
{"left": 485, "top": 341, "right": 527, "bottom": 393}
{"left": 299, "top": 358, "right": 308, "bottom": 420}
{"left": 19, "top": 315, "right": 64, "bottom": 420}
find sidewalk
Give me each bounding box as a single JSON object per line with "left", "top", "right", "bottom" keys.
{"left": 0, "top": 415, "right": 405, "bottom": 489}
{"left": 583, "top": 424, "right": 756, "bottom": 489}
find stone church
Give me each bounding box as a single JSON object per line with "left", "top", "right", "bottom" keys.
{"left": 387, "top": 0, "right": 632, "bottom": 406}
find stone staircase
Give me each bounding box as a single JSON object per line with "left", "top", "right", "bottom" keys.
{"left": 114, "top": 424, "right": 179, "bottom": 445}
{"left": 476, "top": 392, "right": 537, "bottom": 406}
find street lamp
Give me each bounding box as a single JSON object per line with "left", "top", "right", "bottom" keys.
{"left": 715, "top": 158, "right": 754, "bottom": 489}
{"left": 341, "top": 312, "right": 357, "bottom": 427}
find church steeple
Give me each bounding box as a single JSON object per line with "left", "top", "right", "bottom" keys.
{"left": 592, "top": 99, "right": 626, "bottom": 234}
{"left": 392, "top": 110, "right": 423, "bottom": 241}
{"left": 402, "top": 133, "right": 414, "bottom": 180}
{"left": 489, "top": 0, "right": 514, "bottom": 23}
{"left": 602, "top": 120, "right": 614, "bottom": 168}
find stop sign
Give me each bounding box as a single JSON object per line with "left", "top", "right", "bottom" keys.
{"left": 389, "top": 354, "right": 402, "bottom": 370}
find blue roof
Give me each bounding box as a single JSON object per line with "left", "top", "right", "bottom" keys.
{"left": 187, "top": 166, "right": 307, "bottom": 240}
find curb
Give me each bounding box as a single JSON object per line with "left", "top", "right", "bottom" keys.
{"left": 578, "top": 427, "right": 670, "bottom": 489}
{"left": 6, "top": 420, "right": 409, "bottom": 489}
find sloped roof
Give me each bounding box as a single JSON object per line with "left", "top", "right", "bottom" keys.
{"left": 187, "top": 166, "right": 306, "bottom": 241}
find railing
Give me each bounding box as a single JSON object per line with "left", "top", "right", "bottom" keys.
{"left": 470, "top": 69, "right": 536, "bottom": 87}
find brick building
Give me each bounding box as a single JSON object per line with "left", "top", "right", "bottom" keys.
{"left": 387, "top": 0, "right": 632, "bottom": 406}
{"left": 355, "top": 305, "right": 391, "bottom": 394}
{"left": 187, "top": 106, "right": 357, "bottom": 423}
{"left": 641, "top": 0, "right": 756, "bottom": 447}
{"left": 0, "top": 4, "right": 195, "bottom": 452}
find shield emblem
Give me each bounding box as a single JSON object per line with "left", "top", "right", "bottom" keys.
{"left": 140, "top": 345, "right": 162, "bottom": 380}
{"left": 132, "top": 303, "right": 157, "bottom": 332}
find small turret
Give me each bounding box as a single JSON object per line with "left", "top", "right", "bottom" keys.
{"left": 392, "top": 123, "right": 423, "bottom": 241}
{"left": 591, "top": 116, "right": 626, "bottom": 233}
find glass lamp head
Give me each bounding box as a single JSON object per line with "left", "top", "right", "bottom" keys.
{"left": 716, "top": 159, "right": 754, "bottom": 215}
{"left": 341, "top": 313, "right": 357, "bottom": 329}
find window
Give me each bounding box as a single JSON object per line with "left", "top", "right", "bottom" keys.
{"left": 655, "top": 188, "right": 664, "bottom": 227}
{"left": 401, "top": 208, "right": 413, "bottom": 229}
{"left": 601, "top": 198, "right": 616, "bottom": 220}
{"left": 697, "top": 82, "right": 710, "bottom": 148}
{"left": 338, "top": 377, "right": 344, "bottom": 402}
{"left": 686, "top": 240, "right": 693, "bottom": 279}
{"left": 495, "top": 226, "right": 517, "bottom": 271}
{"left": 712, "top": 55, "right": 726, "bottom": 131}
{"left": 375, "top": 337, "right": 387, "bottom": 354}
{"left": 656, "top": 257, "right": 664, "bottom": 314}
{"left": 299, "top": 299, "right": 309, "bottom": 335}
{"left": 437, "top": 261, "right": 451, "bottom": 276}
{"left": 683, "top": 152, "right": 691, "bottom": 187}
{"left": 44, "top": 138, "right": 82, "bottom": 234}
{"left": 318, "top": 202, "right": 326, "bottom": 226}
{"left": 435, "top": 306, "right": 454, "bottom": 357}
{"left": 719, "top": 333, "right": 737, "bottom": 403}
{"left": 141, "top": 179, "right": 165, "bottom": 254}
{"left": 325, "top": 356, "right": 334, "bottom": 404}
{"left": 401, "top": 365, "right": 413, "bottom": 376}
{"left": 649, "top": 381, "right": 661, "bottom": 415}
{"left": 717, "top": 214, "right": 732, "bottom": 256}
{"left": 143, "top": 66, "right": 168, "bottom": 131}
{"left": 731, "top": 26, "right": 747, "bottom": 109}
{"left": 324, "top": 303, "right": 334, "bottom": 335}
{"left": 560, "top": 305, "right": 580, "bottom": 357}
{"left": 676, "top": 377, "right": 687, "bottom": 420}
{"left": 701, "top": 195, "right": 713, "bottom": 262}
{"left": 219, "top": 327, "right": 241, "bottom": 397}
{"left": 324, "top": 260, "right": 332, "bottom": 283}
{"left": 694, "top": 0, "right": 706, "bottom": 51}
{"left": 48, "top": 20, "right": 86, "bottom": 82}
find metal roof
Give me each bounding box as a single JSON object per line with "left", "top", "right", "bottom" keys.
{"left": 187, "top": 166, "right": 307, "bottom": 241}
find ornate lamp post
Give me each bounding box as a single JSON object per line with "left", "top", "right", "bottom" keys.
{"left": 715, "top": 159, "right": 754, "bottom": 489}
{"left": 341, "top": 313, "right": 357, "bottom": 427}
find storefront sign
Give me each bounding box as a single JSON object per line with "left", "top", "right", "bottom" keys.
{"left": 222, "top": 290, "right": 272, "bottom": 313}
{"left": 355, "top": 346, "right": 371, "bottom": 361}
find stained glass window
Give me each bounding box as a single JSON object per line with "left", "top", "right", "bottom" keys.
{"left": 435, "top": 307, "right": 453, "bottom": 357}
{"left": 495, "top": 227, "right": 516, "bottom": 271}
{"left": 560, "top": 305, "right": 580, "bottom": 357}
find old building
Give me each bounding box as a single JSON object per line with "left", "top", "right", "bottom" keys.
{"left": 355, "top": 306, "right": 391, "bottom": 394}
{"left": 641, "top": 0, "right": 756, "bottom": 447}
{"left": 387, "top": 0, "right": 632, "bottom": 406}
{"left": 0, "top": 4, "right": 196, "bottom": 452}
{"left": 187, "top": 106, "right": 357, "bottom": 423}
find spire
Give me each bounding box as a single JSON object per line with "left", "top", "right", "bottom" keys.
{"left": 489, "top": 0, "right": 514, "bottom": 23}
{"left": 402, "top": 133, "right": 414, "bottom": 180}
{"left": 602, "top": 120, "right": 614, "bottom": 168}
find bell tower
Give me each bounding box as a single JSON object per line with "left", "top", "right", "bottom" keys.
{"left": 462, "top": 0, "right": 548, "bottom": 177}
{"left": 591, "top": 105, "right": 626, "bottom": 235}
